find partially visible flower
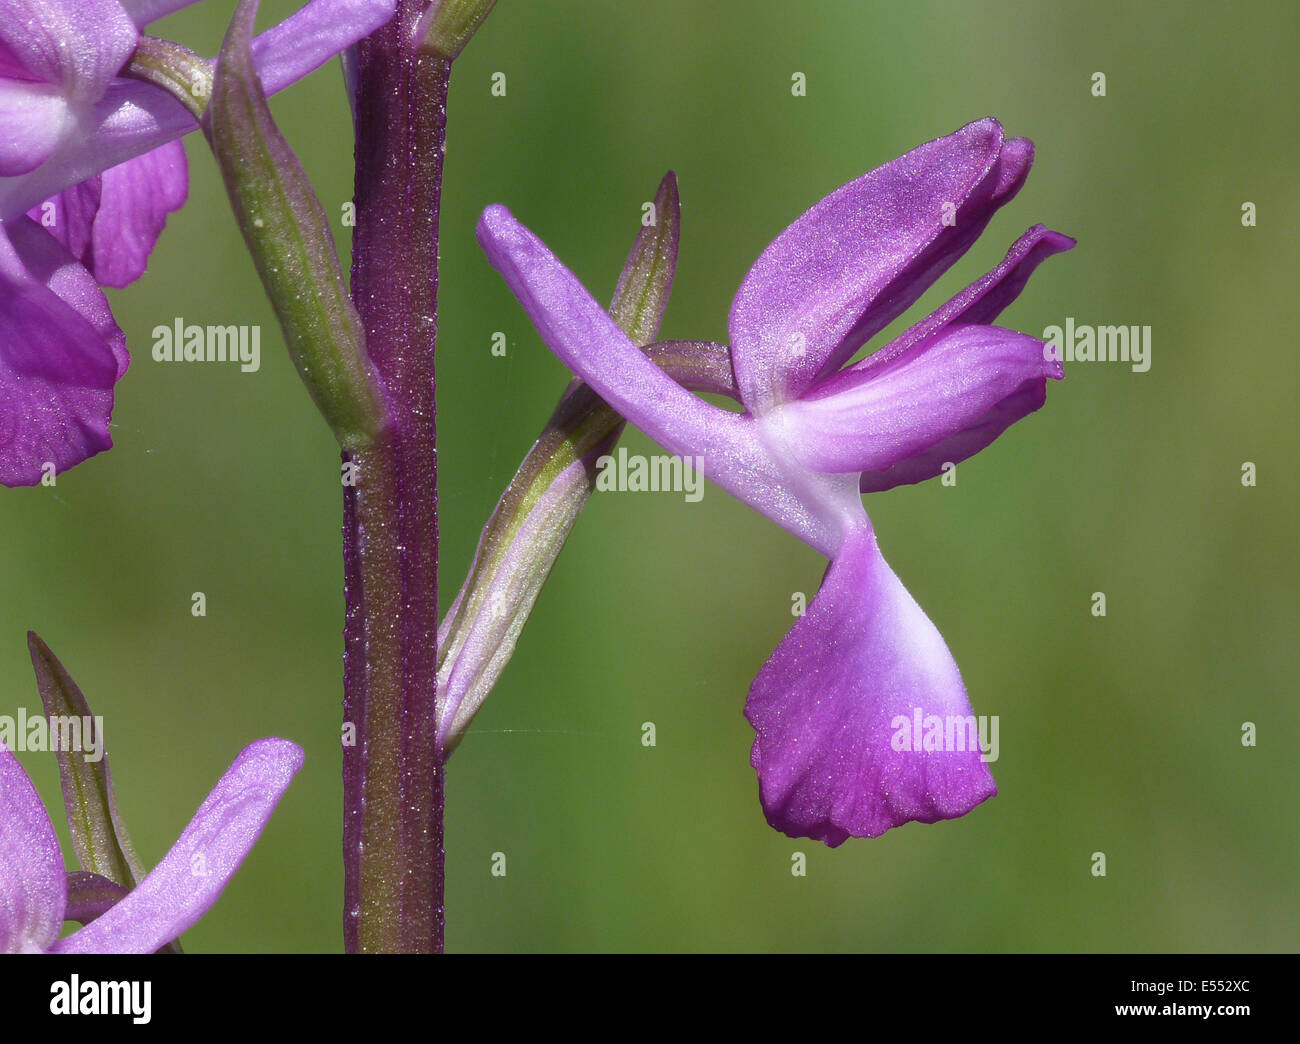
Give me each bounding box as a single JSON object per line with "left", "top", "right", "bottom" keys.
{"left": 0, "top": 214, "right": 127, "bottom": 485}
{"left": 0, "top": 737, "right": 302, "bottom": 953}
{"left": 0, "top": 0, "right": 398, "bottom": 485}
{"left": 476, "top": 118, "right": 1074, "bottom": 845}
{"left": 0, "top": 0, "right": 399, "bottom": 220}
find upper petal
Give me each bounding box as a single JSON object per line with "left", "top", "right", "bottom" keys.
{"left": 0, "top": 0, "right": 138, "bottom": 101}
{"left": 476, "top": 203, "right": 848, "bottom": 555}
{"left": 52, "top": 739, "right": 304, "bottom": 954}
{"left": 745, "top": 523, "right": 997, "bottom": 846}
{"left": 781, "top": 324, "right": 1061, "bottom": 476}
{"left": 0, "top": 216, "right": 127, "bottom": 486}
{"left": 0, "top": 743, "right": 67, "bottom": 953}
{"left": 728, "top": 118, "right": 1031, "bottom": 412}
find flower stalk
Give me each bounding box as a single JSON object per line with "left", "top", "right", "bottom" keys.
{"left": 343, "top": 0, "right": 469, "bottom": 953}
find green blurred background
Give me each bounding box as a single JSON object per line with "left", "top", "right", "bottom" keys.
{"left": 3, "top": 0, "right": 1296, "bottom": 952}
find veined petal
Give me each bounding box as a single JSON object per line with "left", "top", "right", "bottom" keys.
{"left": 0, "top": 743, "right": 67, "bottom": 953}
{"left": 782, "top": 324, "right": 1060, "bottom": 476}
{"left": 0, "top": 0, "right": 137, "bottom": 102}
{"left": 0, "top": 0, "right": 397, "bottom": 220}
{"left": 728, "top": 118, "right": 1031, "bottom": 412}
{"left": 0, "top": 216, "right": 127, "bottom": 487}
{"left": 0, "top": 79, "right": 77, "bottom": 175}
{"left": 745, "top": 523, "right": 996, "bottom": 846}
{"left": 52, "top": 739, "right": 303, "bottom": 954}
{"left": 477, "top": 203, "right": 847, "bottom": 554}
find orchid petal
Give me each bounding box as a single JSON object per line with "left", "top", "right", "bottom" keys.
{"left": 118, "top": 0, "right": 205, "bottom": 26}
{"left": 783, "top": 324, "right": 1060, "bottom": 476}
{"left": 0, "top": 743, "right": 66, "bottom": 953}
{"left": 728, "top": 118, "right": 1030, "bottom": 412}
{"left": 26, "top": 173, "right": 99, "bottom": 261}
{"left": 475, "top": 206, "right": 742, "bottom": 465}
{"left": 52, "top": 739, "right": 303, "bottom": 954}
{"left": 0, "top": 80, "right": 76, "bottom": 175}
{"left": 858, "top": 379, "right": 1049, "bottom": 493}
{"left": 251, "top": 0, "right": 398, "bottom": 97}
{"left": 0, "top": 216, "right": 127, "bottom": 486}
{"left": 27, "top": 141, "right": 187, "bottom": 287}
{"left": 477, "top": 203, "right": 848, "bottom": 553}
{"left": 85, "top": 139, "right": 188, "bottom": 286}
{"left": 0, "top": 0, "right": 137, "bottom": 101}
{"left": 0, "top": 77, "right": 192, "bottom": 221}
{"left": 848, "top": 224, "right": 1076, "bottom": 384}
{"left": 827, "top": 224, "right": 1074, "bottom": 491}
{"left": 745, "top": 523, "right": 997, "bottom": 845}
{"left": 0, "top": 0, "right": 398, "bottom": 220}
{"left": 0, "top": 39, "right": 28, "bottom": 79}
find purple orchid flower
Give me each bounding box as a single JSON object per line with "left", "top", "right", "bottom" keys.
{"left": 476, "top": 118, "right": 1074, "bottom": 845}
{"left": 0, "top": 0, "right": 397, "bottom": 486}
{"left": 0, "top": 737, "right": 302, "bottom": 953}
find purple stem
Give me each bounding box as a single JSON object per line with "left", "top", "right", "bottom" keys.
{"left": 343, "top": 2, "right": 446, "bottom": 953}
